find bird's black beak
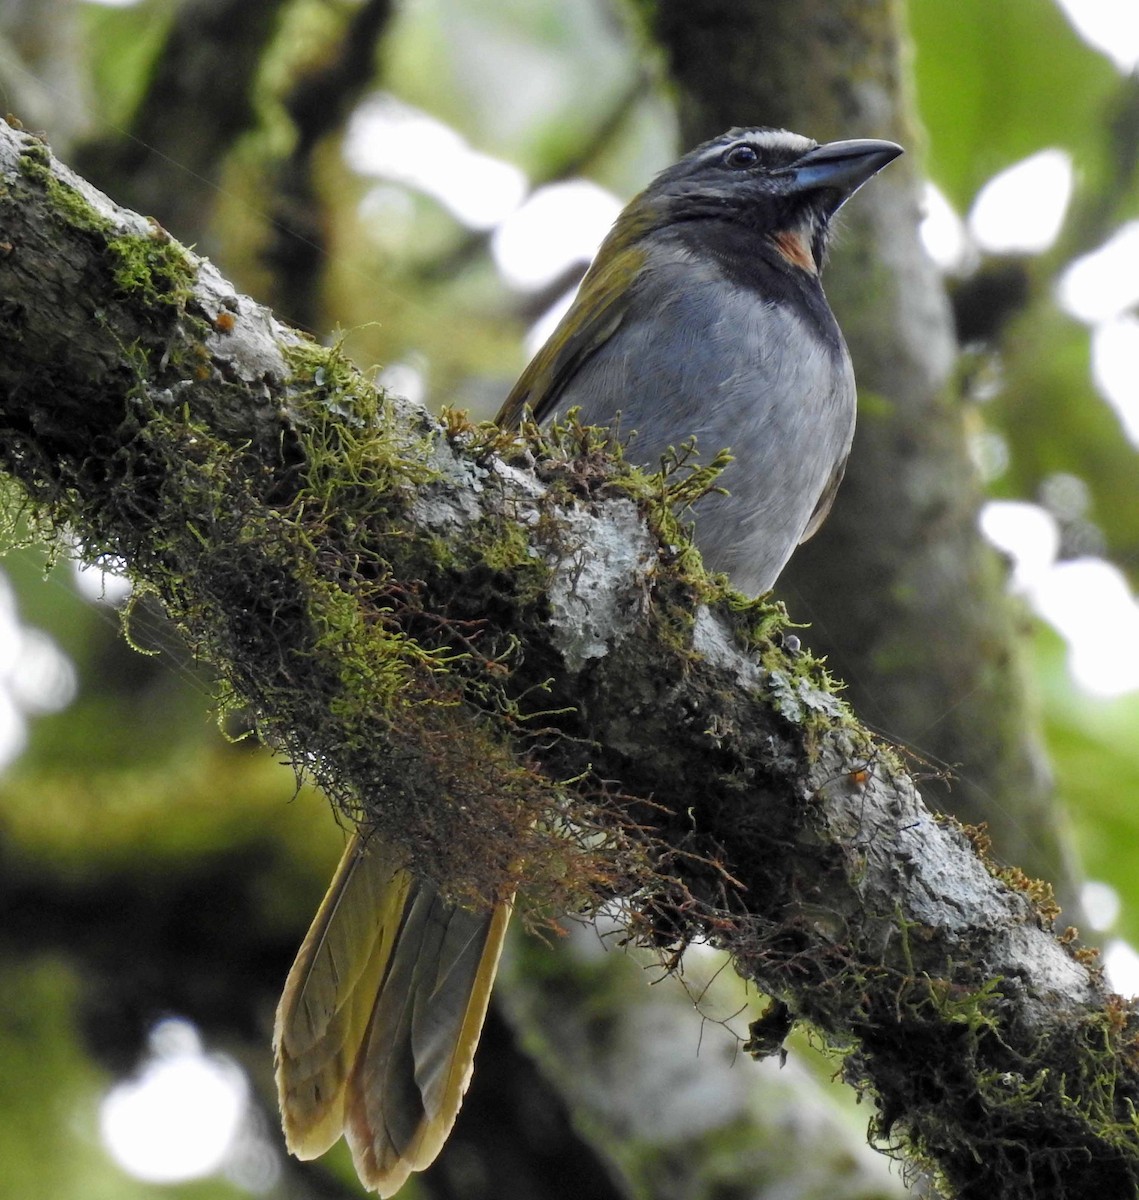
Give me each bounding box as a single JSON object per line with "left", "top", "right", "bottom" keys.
{"left": 787, "top": 138, "right": 903, "bottom": 213}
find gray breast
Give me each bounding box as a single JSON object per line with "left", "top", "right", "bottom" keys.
{"left": 551, "top": 248, "right": 856, "bottom": 595}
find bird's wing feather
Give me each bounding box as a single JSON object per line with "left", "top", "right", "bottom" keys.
{"left": 497, "top": 242, "right": 647, "bottom": 428}
{"left": 273, "top": 832, "right": 412, "bottom": 1159}
{"left": 799, "top": 452, "right": 849, "bottom": 543}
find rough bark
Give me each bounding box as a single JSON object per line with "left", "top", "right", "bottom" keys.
{"left": 1, "top": 118, "right": 1136, "bottom": 1200}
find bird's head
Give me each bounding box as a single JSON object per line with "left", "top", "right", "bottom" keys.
{"left": 622, "top": 127, "right": 903, "bottom": 275}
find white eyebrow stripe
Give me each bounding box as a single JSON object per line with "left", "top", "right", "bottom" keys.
{"left": 736, "top": 129, "right": 814, "bottom": 152}
{"left": 692, "top": 129, "right": 816, "bottom": 165}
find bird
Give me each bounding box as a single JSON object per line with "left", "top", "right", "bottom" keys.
{"left": 273, "top": 125, "right": 903, "bottom": 1196}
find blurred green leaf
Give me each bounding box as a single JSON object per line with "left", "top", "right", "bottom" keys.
{"left": 910, "top": 0, "right": 1118, "bottom": 206}
{"left": 79, "top": 0, "right": 176, "bottom": 132}
{"left": 993, "top": 302, "right": 1139, "bottom": 586}
{"left": 1037, "top": 628, "right": 1139, "bottom": 946}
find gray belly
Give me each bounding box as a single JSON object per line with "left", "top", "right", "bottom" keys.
{"left": 551, "top": 268, "right": 856, "bottom": 595}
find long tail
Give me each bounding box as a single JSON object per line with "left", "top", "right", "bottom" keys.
{"left": 274, "top": 832, "right": 511, "bottom": 1197}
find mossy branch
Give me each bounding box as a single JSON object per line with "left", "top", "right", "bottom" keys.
{"left": 1, "top": 118, "right": 1137, "bottom": 1199}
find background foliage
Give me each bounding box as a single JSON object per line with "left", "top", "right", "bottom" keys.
{"left": 0, "top": 0, "right": 1137, "bottom": 1196}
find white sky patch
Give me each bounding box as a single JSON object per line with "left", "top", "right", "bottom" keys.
{"left": 919, "top": 181, "right": 973, "bottom": 273}
{"left": 1104, "top": 938, "right": 1139, "bottom": 997}
{"left": 980, "top": 502, "right": 1139, "bottom": 696}
{"left": 1081, "top": 880, "right": 1122, "bottom": 931}
{"left": 1057, "top": 221, "right": 1139, "bottom": 324}
{"left": 492, "top": 179, "right": 621, "bottom": 291}
{"left": 0, "top": 576, "right": 23, "bottom": 679}
{"left": 356, "top": 183, "right": 417, "bottom": 253}
{"left": 0, "top": 690, "right": 26, "bottom": 767}
{"left": 1090, "top": 315, "right": 1139, "bottom": 446}
{"left": 969, "top": 149, "right": 1073, "bottom": 254}
{"left": 1053, "top": 0, "right": 1139, "bottom": 72}
{"left": 969, "top": 427, "right": 1011, "bottom": 482}
{"left": 100, "top": 1019, "right": 249, "bottom": 1184}
{"left": 1033, "top": 557, "right": 1139, "bottom": 696}
{"left": 379, "top": 360, "right": 427, "bottom": 408}
{"left": 345, "top": 95, "right": 527, "bottom": 230}
{"left": 72, "top": 556, "right": 133, "bottom": 606}
{"left": 0, "top": 571, "right": 79, "bottom": 768}
{"left": 7, "top": 628, "right": 77, "bottom": 714}
{"left": 1055, "top": 226, "right": 1139, "bottom": 446}
{"left": 80, "top": 0, "right": 143, "bottom": 7}
{"left": 979, "top": 500, "right": 1061, "bottom": 591}
{"left": 1039, "top": 471, "right": 1092, "bottom": 521}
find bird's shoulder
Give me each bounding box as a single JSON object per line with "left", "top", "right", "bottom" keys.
{"left": 498, "top": 238, "right": 648, "bottom": 428}
{"left": 498, "top": 225, "right": 847, "bottom": 431}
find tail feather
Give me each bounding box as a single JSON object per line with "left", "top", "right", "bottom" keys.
{"left": 274, "top": 832, "right": 511, "bottom": 1197}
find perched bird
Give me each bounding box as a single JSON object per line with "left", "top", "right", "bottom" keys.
{"left": 503, "top": 126, "right": 902, "bottom": 593}
{"left": 274, "top": 126, "right": 902, "bottom": 1196}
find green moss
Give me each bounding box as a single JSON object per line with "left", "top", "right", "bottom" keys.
{"left": 478, "top": 410, "right": 857, "bottom": 741}
{"left": 470, "top": 516, "right": 532, "bottom": 572}
{"left": 112, "top": 340, "right": 567, "bottom": 907}
{"left": 17, "top": 138, "right": 197, "bottom": 318}
{"left": 15, "top": 137, "right": 53, "bottom": 171}
{"left": 908, "top": 998, "right": 1139, "bottom": 1193}
{"left": 19, "top": 149, "right": 112, "bottom": 236}
{"left": 923, "top": 975, "right": 1004, "bottom": 1035}
{"left": 105, "top": 229, "right": 195, "bottom": 308}
{"left": 285, "top": 339, "right": 438, "bottom": 513}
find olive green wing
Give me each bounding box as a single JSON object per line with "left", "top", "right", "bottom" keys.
{"left": 497, "top": 242, "right": 648, "bottom": 429}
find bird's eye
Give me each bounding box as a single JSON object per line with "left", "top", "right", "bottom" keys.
{"left": 724, "top": 144, "right": 759, "bottom": 168}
